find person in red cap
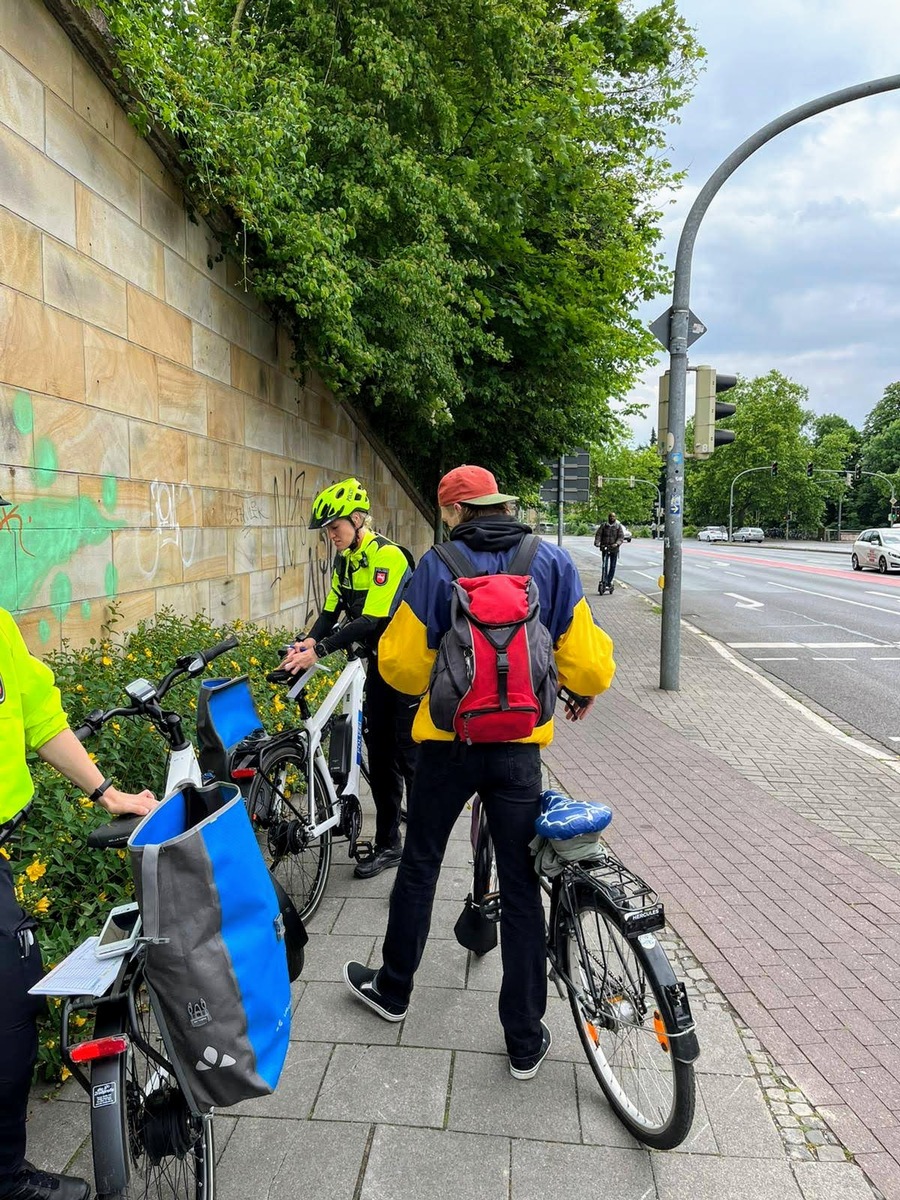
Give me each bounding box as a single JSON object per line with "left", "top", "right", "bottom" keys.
{"left": 342, "top": 465, "right": 615, "bottom": 1080}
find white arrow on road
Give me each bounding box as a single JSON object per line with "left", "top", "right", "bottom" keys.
{"left": 724, "top": 592, "right": 764, "bottom": 609}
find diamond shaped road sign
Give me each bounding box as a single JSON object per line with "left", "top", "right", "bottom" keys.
{"left": 650, "top": 306, "right": 707, "bottom": 351}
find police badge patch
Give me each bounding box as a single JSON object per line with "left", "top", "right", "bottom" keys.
{"left": 373, "top": 567, "right": 389, "bottom": 586}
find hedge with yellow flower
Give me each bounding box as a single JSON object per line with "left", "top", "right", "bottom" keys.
{"left": 8, "top": 606, "right": 343, "bottom": 1080}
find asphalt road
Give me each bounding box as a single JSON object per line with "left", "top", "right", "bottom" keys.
{"left": 566, "top": 535, "right": 900, "bottom": 751}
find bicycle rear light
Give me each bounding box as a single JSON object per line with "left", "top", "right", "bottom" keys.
{"left": 69, "top": 1034, "right": 130, "bottom": 1062}
{"left": 231, "top": 767, "right": 257, "bottom": 779}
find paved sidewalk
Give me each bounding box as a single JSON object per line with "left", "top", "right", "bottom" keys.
{"left": 25, "top": 560, "right": 894, "bottom": 1199}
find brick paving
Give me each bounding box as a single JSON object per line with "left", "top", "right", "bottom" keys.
{"left": 545, "top": 560, "right": 900, "bottom": 1199}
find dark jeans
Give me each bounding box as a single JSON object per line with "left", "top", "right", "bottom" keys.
{"left": 377, "top": 741, "right": 546, "bottom": 1060}
{"left": 364, "top": 662, "right": 418, "bottom": 850}
{"left": 601, "top": 547, "right": 619, "bottom": 586}
{"left": 0, "top": 856, "right": 46, "bottom": 1182}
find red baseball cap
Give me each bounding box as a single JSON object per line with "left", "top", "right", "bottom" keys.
{"left": 437, "top": 465, "right": 518, "bottom": 507}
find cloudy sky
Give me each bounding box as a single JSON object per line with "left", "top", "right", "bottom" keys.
{"left": 626, "top": 0, "right": 900, "bottom": 446}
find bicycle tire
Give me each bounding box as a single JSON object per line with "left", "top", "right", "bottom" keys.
{"left": 89, "top": 963, "right": 214, "bottom": 1200}
{"left": 560, "top": 894, "right": 695, "bottom": 1149}
{"left": 249, "top": 747, "right": 333, "bottom": 923}
{"left": 472, "top": 803, "right": 497, "bottom": 915}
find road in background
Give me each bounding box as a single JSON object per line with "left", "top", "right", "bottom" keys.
{"left": 567, "top": 536, "right": 900, "bottom": 750}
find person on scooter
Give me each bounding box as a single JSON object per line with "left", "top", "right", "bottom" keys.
{"left": 594, "top": 512, "right": 625, "bottom": 594}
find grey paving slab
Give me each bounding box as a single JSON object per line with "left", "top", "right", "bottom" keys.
{"left": 447, "top": 1050, "right": 581, "bottom": 1142}
{"left": 227, "top": 1039, "right": 333, "bottom": 1118}
{"left": 361, "top": 1126, "right": 511, "bottom": 1200}
{"left": 692, "top": 1002, "right": 754, "bottom": 1076}
{"left": 216, "top": 1116, "right": 368, "bottom": 1200}
{"left": 652, "top": 1154, "right": 805, "bottom": 1200}
{"left": 699, "top": 1065, "right": 795, "bottom": 1159}
{"left": 302, "top": 932, "right": 377, "bottom": 982}
{"left": 793, "top": 1162, "right": 881, "bottom": 1200}
{"left": 463, "top": 943, "right": 504, "bottom": 993}
{"left": 313, "top": 1043, "right": 451, "bottom": 1127}
{"left": 292, "top": 980, "right": 403, "bottom": 1045}
{"left": 399, "top": 982, "right": 512, "bottom": 1055}
{"left": 411, "top": 931, "right": 470, "bottom": 990}
{"left": 23, "top": 1095, "right": 89, "bottom": 1174}
{"left": 511, "top": 1139, "right": 654, "bottom": 1200}
{"left": 330, "top": 894, "right": 393, "bottom": 935}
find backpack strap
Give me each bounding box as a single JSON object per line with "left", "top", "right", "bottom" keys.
{"left": 506, "top": 533, "right": 541, "bottom": 577}
{"left": 432, "top": 541, "right": 474, "bottom": 580}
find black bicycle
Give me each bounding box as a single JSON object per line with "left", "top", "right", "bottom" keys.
{"left": 459, "top": 782, "right": 698, "bottom": 1149}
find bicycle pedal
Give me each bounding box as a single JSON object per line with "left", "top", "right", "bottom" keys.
{"left": 480, "top": 891, "right": 501, "bottom": 922}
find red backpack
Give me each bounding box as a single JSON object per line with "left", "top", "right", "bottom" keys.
{"left": 428, "top": 535, "right": 558, "bottom": 744}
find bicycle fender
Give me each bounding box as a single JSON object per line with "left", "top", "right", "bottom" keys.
{"left": 637, "top": 935, "right": 700, "bottom": 1064}
{"left": 87, "top": 1001, "right": 131, "bottom": 1197}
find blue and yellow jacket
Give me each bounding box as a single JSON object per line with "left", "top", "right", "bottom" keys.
{"left": 379, "top": 519, "right": 615, "bottom": 745}
{"left": 1, "top": 608, "right": 69, "bottom": 822}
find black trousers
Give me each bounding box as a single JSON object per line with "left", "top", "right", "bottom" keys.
{"left": 377, "top": 741, "right": 546, "bottom": 1060}
{"left": 0, "top": 857, "right": 46, "bottom": 1181}
{"left": 363, "top": 663, "right": 418, "bottom": 850}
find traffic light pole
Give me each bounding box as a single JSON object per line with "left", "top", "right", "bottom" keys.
{"left": 659, "top": 72, "right": 900, "bottom": 691}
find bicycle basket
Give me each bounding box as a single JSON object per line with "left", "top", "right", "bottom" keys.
{"left": 197, "top": 676, "right": 265, "bottom": 785}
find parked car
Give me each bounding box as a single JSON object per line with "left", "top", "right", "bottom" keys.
{"left": 732, "top": 527, "right": 765, "bottom": 543}
{"left": 851, "top": 528, "right": 900, "bottom": 573}
{"left": 697, "top": 526, "right": 728, "bottom": 542}
{"left": 621, "top": 526, "right": 632, "bottom": 542}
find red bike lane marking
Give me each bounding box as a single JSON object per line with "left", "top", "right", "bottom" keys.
{"left": 683, "top": 546, "right": 900, "bottom": 587}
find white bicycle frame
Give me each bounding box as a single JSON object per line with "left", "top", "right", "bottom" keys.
{"left": 285, "top": 655, "right": 367, "bottom": 839}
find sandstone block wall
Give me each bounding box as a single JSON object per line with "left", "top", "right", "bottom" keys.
{"left": 0, "top": 0, "right": 431, "bottom": 653}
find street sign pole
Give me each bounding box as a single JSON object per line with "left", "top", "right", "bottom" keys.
{"left": 557, "top": 455, "right": 564, "bottom": 548}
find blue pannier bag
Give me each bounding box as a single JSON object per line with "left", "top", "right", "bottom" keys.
{"left": 128, "top": 780, "right": 292, "bottom": 1111}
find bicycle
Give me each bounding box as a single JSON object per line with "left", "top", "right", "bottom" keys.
{"left": 196, "top": 644, "right": 371, "bottom": 923}
{"left": 458, "top": 745, "right": 698, "bottom": 1149}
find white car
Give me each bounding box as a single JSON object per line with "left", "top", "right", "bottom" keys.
{"left": 698, "top": 526, "right": 728, "bottom": 542}
{"left": 851, "top": 528, "right": 900, "bottom": 573}
{"left": 732, "top": 526, "right": 764, "bottom": 543}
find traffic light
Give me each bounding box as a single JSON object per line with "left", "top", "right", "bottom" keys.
{"left": 657, "top": 372, "right": 670, "bottom": 456}
{"left": 853, "top": 461, "right": 863, "bottom": 483}
{"left": 693, "top": 366, "right": 737, "bottom": 458}
{"left": 806, "top": 462, "right": 814, "bottom": 478}
{"left": 771, "top": 461, "right": 778, "bottom": 477}
{"left": 629, "top": 476, "right": 635, "bottom": 489}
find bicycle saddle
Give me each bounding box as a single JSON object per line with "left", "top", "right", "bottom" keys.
{"left": 535, "top": 791, "right": 612, "bottom": 840}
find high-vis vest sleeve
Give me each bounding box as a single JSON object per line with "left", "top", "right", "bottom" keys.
{"left": 0, "top": 608, "right": 69, "bottom": 821}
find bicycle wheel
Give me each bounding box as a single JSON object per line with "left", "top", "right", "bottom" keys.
{"left": 249, "top": 747, "right": 333, "bottom": 922}
{"left": 90, "top": 966, "right": 214, "bottom": 1200}
{"left": 472, "top": 801, "right": 498, "bottom": 919}
{"left": 561, "top": 896, "right": 695, "bottom": 1149}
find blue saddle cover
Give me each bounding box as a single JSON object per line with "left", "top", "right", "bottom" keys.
{"left": 535, "top": 789, "right": 612, "bottom": 840}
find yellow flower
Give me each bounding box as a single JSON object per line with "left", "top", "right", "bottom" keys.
{"left": 126, "top": 653, "right": 136, "bottom": 662}
{"left": 34, "top": 895, "right": 50, "bottom": 914}
{"left": 111, "top": 721, "right": 121, "bottom": 734}
{"left": 78, "top": 796, "right": 94, "bottom": 808}
{"left": 276, "top": 722, "right": 284, "bottom": 732}
{"left": 75, "top": 683, "right": 85, "bottom": 693}
{"left": 72, "top": 1015, "right": 87, "bottom": 1027}
{"left": 261, "top": 637, "right": 270, "bottom": 647}
{"left": 88, "top": 752, "right": 98, "bottom": 763}
{"left": 101, "top": 656, "right": 112, "bottom": 667}
{"left": 26, "top": 860, "right": 47, "bottom": 882}
{"left": 98, "top": 891, "right": 108, "bottom": 903}
{"left": 117, "top": 849, "right": 126, "bottom": 860}
{"left": 249, "top": 656, "right": 259, "bottom": 666}
{"left": 144, "top": 648, "right": 152, "bottom": 658}
{"left": 0, "top": 845, "right": 8, "bottom": 860}
{"left": 60, "top": 1066, "right": 71, "bottom": 1082}
{"left": 273, "top": 696, "right": 285, "bottom": 713}
{"left": 230, "top": 660, "right": 239, "bottom": 669}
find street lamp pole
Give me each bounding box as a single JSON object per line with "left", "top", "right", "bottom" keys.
{"left": 728, "top": 466, "right": 771, "bottom": 542}
{"left": 659, "top": 73, "right": 900, "bottom": 691}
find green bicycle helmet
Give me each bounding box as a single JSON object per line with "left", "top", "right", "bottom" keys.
{"left": 309, "top": 477, "right": 370, "bottom": 529}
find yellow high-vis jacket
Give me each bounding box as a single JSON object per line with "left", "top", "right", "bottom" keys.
{"left": 0, "top": 608, "right": 69, "bottom": 822}
{"left": 379, "top": 524, "right": 615, "bottom": 745}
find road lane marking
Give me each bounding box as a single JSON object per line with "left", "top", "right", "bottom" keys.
{"left": 724, "top": 571, "right": 746, "bottom": 578}
{"left": 630, "top": 570, "right": 661, "bottom": 581}
{"left": 866, "top": 591, "right": 900, "bottom": 601}
{"left": 729, "top": 642, "right": 800, "bottom": 648}
{"left": 724, "top": 593, "right": 764, "bottom": 609}
{"left": 872, "top": 657, "right": 900, "bottom": 661}
{"left": 813, "top": 656, "right": 856, "bottom": 661}
{"left": 752, "top": 656, "right": 798, "bottom": 661}
{"left": 766, "top": 580, "right": 900, "bottom": 616}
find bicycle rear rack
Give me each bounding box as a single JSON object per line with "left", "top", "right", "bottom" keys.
{"left": 570, "top": 855, "right": 666, "bottom": 936}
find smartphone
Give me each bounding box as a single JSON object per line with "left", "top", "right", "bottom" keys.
{"left": 95, "top": 902, "right": 142, "bottom": 959}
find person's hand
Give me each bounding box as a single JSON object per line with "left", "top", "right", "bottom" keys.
{"left": 563, "top": 695, "right": 595, "bottom": 722}
{"left": 282, "top": 639, "right": 318, "bottom": 674}
{"left": 100, "top": 787, "right": 156, "bottom": 816}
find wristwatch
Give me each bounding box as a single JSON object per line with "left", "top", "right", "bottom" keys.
{"left": 89, "top": 777, "right": 113, "bottom": 803}
{"left": 314, "top": 642, "right": 328, "bottom": 660}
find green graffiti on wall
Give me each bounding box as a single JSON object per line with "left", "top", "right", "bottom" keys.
{"left": 3, "top": 393, "right": 125, "bottom": 639}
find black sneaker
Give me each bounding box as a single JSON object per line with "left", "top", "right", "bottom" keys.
{"left": 508, "top": 1022, "right": 552, "bottom": 1080}
{"left": 342, "top": 961, "right": 407, "bottom": 1022}
{"left": 0, "top": 1165, "right": 90, "bottom": 1200}
{"left": 353, "top": 844, "right": 402, "bottom": 879}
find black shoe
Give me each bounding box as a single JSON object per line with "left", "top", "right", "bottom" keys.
{"left": 0, "top": 1165, "right": 90, "bottom": 1200}
{"left": 597, "top": 581, "right": 606, "bottom": 595}
{"left": 353, "top": 844, "right": 402, "bottom": 879}
{"left": 609, "top": 582, "right": 615, "bottom": 593}
{"left": 342, "top": 961, "right": 407, "bottom": 1022}
{"left": 509, "top": 1022, "right": 552, "bottom": 1080}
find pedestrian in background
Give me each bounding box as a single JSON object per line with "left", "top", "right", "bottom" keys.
{"left": 594, "top": 511, "right": 626, "bottom": 594}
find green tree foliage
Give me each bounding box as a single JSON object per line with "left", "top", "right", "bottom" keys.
{"left": 850, "top": 382, "right": 900, "bottom": 527}
{"left": 862, "top": 381, "right": 900, "bottom": 441}
{"left": 685, "top": 371, "right": 843, "bottom": 532}
{"left": 589, "top": 442, "right": 663, "bottom": 526}
{"left": 87, "top": 0, "right": 701, "bottom": 490}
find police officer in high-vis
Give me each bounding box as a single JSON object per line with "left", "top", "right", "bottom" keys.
{"left": 282, "top": 478, "right": 417, "bottom": 878}
{"left": 0, "top": 493, "right": 156, "bottom": 1200}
